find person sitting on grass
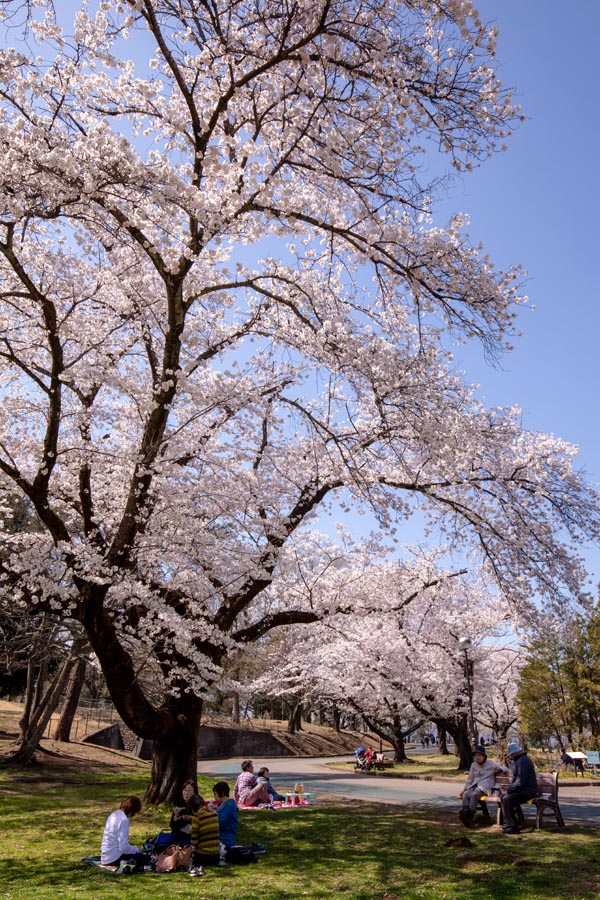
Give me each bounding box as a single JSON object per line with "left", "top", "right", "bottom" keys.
{"left": 233, "top": 760, "right": 271, "bottom": 807}
{"left": 256, "top": 766, "right": 285, "bottom": 802}
{"left": 188, "top": 793, "right": 221, "bottom": 876}
{"left": 100, "top": 796, "right": 147, "bottom": 871}
{"left": 213, "top": 781, "right": 238, "bottom": 852}
{"left": 459, "top": 745, "right": 506, "bottom": 828}
{"left": 169, "top": 777, "right": 198, "bottom": 846}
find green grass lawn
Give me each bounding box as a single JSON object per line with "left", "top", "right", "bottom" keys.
{"left": 2, "top": 762, "right": 599, "bottom": 900}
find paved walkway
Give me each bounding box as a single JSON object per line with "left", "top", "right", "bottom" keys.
{"left": 199, "top": 754, "right": 600, "bottom": 826}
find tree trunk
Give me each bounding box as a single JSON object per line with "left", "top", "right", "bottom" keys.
{"left": 442, "top": 716, "right": 472, "bottom": 769}
{"left": 54, "top": 656, "right": 87, "bottom": 742}
{"left": 287, "top": 701, "right": 304, "bottom": 733}
{"left": 19, "top": 658, "right": 36, "bottom": 740}
{"left": 391, "top": 714, "right": 409, "bottom": 762}
{"left": 231, "top": 690, "right": 240, "bottom": 725}
{"left": 8, "top": 656, "right": 73, "bottom": 766}
{"left": 438, "top": 728, "right": 449, "bottom": 755}
{"left": 145, "top": 697, "right": 204, "bottom": 805}
{"left": 332, "top": 706, "right": 341, "bottom": 733}
{"left": 293, "top": 702, "right": 303, "bottom": 732}
{"left": 32, "top": 657, "right": 48, "bottom": 712}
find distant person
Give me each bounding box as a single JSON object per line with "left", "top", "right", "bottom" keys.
{"left": 234, "top": 760, "right": 270, "bottom": 807}
{"left": 170, "top": 777, "right": 198, "bottom": 846}
{"left": 213, "top": 781, "right": 238, "bottom": 851}
{"left": 560, "top": 750, "right": 574, "bottom": 769}
{"left": 100, "top": 796, "right": 147, "bottom": 871}
{"left": 256, "top": 766, "right": 285, "bottom": 802}
{"left": 459, "top": 745, "right": 505, "bottom": 828}
{"left": 188, "top": 793, "right": 220, "bottom": 876}
{"left": 500, "top": 742, "right": 538, "bottom": 835}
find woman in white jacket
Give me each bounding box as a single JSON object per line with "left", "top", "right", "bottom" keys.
{"left": 459, "top": 746, "right": 506, "bottom": 827}
{"left": 100, "top": 796, "right": 145, "bottom": 870}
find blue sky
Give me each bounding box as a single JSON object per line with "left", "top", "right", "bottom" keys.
{"left": 330, "top": 1, "right": 600, "bottom": 580}
{"left": 443, "top": 0, "right": 599, "bottom": 487}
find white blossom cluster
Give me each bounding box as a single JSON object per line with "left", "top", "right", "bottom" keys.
{"left": 0, "top": 1, "right": 596, "bottom": 758}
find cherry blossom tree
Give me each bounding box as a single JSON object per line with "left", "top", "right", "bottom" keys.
{"left": 239, "top": 557, "right": 518, "bottom": 766}
{"left": 0, "top": 0, "right": 599, "bottom": 801}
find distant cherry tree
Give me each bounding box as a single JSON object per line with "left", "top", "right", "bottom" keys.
{"left": 243, "top": 558, "right": 516, "bottom": 766}
{"left": 0, "top": 0, "right": 598, "bottom": 801}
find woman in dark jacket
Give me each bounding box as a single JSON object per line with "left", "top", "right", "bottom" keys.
{"left": 170, "top": 778, "right": 198, "bottom": 846}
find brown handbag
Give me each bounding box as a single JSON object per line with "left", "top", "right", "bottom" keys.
{"left": 156, "top": 845, "right": 178, "bottom": 872}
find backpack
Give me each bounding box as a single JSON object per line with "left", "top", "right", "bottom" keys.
{"left": 143, "top": 831, "right": 175, "bottom": 854}
{"left": 225, "top": 845, "right": 258, "bottom": 865}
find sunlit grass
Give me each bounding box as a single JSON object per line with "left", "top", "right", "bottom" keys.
{"left": 1, "top": 763, "right": 599, "bottom": 900}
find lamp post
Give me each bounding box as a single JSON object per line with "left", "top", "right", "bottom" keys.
{"left": 458, "top": 637, "right": 477, "bottom": 745}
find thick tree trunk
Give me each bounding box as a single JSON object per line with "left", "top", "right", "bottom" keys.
{"left": 391, "top": 714, "right": 409, "bottom": 762}
{"left": 54, "top": 656, "right": 87, "bottom": 742}
{"left": 145, "top": 697, "right": 203, "bottom": 805}
{"left": 332, "top": 706, "right": 341, "bottom": 733}
{"left": 441, "top": 716, "right": 472, "bottom": 769}
{"left": 287, "top": 701, "right": 303, "bottom": 734}
{"left": 438, "top": 728, "right": 449, "bottom": 755}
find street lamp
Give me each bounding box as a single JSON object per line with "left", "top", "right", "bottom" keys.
{"left": 458, "top": 637, "right": 477, "bottom": 746}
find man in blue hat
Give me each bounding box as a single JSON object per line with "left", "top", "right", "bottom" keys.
{"left": 500, "top": 742, "right": 538, "bottom": 834}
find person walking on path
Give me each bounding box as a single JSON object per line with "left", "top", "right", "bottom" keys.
{"left": 500, "top": 742, "right": 538, "bottom": 835}
{"left": 459, "top": 745, "right": 505, "bottom": 828}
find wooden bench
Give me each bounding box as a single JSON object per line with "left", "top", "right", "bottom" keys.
{"left": 480, "top": 771, "right": 564, "bottom": 830}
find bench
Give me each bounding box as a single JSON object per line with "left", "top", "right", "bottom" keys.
{"left": 480, "top": 771, "right": 564, "bottom": 830}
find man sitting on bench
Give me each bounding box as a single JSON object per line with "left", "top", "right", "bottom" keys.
{"left": 500, "top": 742, "right": 538, "bottom": 835}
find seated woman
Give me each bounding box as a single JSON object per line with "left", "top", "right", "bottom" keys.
{"left": 256, "top": 766, "right": 285, "bottom": 802}
{"left": 170, "top": 778, "right": 198, "bottom": 846}
{"left": 233, "top": 760, "right": 270, "bottom": 807}
{"left": 100, "top": 796, "right": 147, "bottom": 871}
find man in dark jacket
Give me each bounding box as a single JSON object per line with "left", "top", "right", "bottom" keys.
{"left": 500, "top": 741, "right": 538, "bottom": 834}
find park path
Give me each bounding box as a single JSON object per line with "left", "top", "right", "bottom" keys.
{"left": 198, "top": 754, "right": 600, "bottom": 826}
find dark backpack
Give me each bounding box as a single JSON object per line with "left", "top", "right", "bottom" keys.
{"left": 143, "top": 831, "right": 175, "bottom": 854}
{"left": 225, "top": 845, "right": 258, "bottom": 865}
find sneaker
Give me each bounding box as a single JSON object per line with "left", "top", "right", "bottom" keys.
{"left": 217, "top": 860, "right": 230, "bottom": 867}
{"left": 188, "top": 866, "right": 205, "bottom": 877}
{"left": 250, "top": 843, "right": 266, "bottom": 854}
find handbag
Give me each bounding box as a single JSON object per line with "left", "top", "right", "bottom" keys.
{"left": 156, "top": 844, "right": 193, "bottom": 873}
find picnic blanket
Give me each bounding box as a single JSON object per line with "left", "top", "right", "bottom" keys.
{"left": 81, "top": 856, "right": 127, "bottom": 875}
{"left": 237, "top": 801, "right": 316, "bottom": 811}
